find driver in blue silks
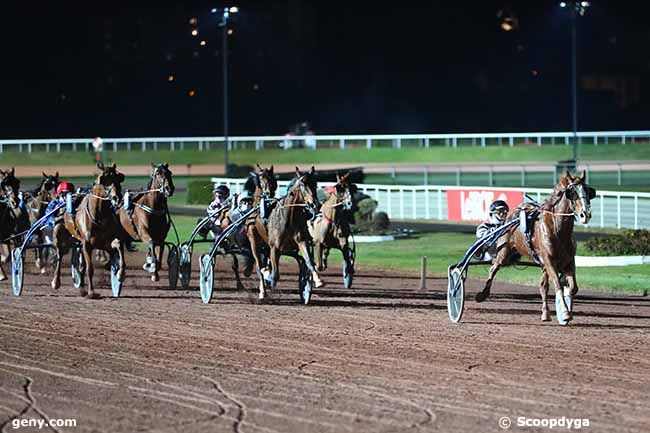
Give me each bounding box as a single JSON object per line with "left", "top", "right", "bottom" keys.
{"left": 475, "top": 200, "right": 509, "bottom": 261}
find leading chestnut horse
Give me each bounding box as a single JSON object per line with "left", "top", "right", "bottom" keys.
{"left": 58, "top": 163, "right": 126, "bottom": 298}
{"left": 475, "top": 170, "right": 596, "bottom": 324}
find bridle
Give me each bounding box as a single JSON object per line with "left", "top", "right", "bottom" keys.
{"left": 543, "top": 182, "right": 593, "bottom": 220}
{"left": 149, "top": 166, "right": 174, "bottom": 197}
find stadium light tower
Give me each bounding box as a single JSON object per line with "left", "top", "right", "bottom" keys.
{"left": 560, "top": 1, "right": 590, "bottom": 164}
{"left": 212, "top": 6, "right": 238, "bottom": 175}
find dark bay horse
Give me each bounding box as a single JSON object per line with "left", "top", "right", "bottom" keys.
{"left": 246, "top": 166, "right": 323, "bottom": 299}
{"left": 0, "top": 168, "right": 31, "bottom": 279}
{"left": 118, "top": 163, "right": 175, "bottom": 282}
{"left": 309, "top": 173, "right": 356, "bottom": 272}
{"left": 475, "top": 170, "right": 596, "bottom": 324}
{"left": 57, "top": 163, "right": 126, "bottom": 297}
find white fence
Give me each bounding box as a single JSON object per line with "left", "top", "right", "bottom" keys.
{"left": 2, "top": 130, "right": 650, "bottom": 153}
{"left": 211, "top": 177, "right": 650, "bottom": 231}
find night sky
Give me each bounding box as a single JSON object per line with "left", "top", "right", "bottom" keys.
{"left": 1, "top": 1, "right": 648, "bottom": 138}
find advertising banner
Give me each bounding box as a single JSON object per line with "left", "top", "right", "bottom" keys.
{"left": 447, "top": 189, "right": 523, "bottom": 222}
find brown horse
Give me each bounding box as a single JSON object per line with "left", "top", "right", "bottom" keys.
{"left": 246, "top": 166, "right": 323, "bottom": 300}
{"left": 475, "top": 170, "right": 596, "bottom": 324}
{"left": 25, "top": 172, "right": 60, "bottom": 272}
{"left": 118, "top": 163, "right": 175, "bottom": 282}
{"left": 56, "top": 163, "right": 126, "bottom": 298}
{"left": 309, "top": 173, "right": 356, "bottom": 274}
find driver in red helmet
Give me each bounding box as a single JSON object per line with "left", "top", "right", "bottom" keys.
{"left": 44, "top": 181, "right": 75, "bottom": 223}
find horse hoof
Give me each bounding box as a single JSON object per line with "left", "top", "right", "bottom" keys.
{"left": 51, "top": 280, "right": 60, "bottom": 290}
{"left": 79, "top": 289, "right": 88, "bottom": 297}
{"left": 571, "top": 287, "right": 579, "bottom": 296}
{"left": 315, "top": 280, "right": 325, "bottom": 288}
{"left": 151, "top": 274, "right": 159, "bottom": 282}
{"left": 475, "top": 292, "right": 488, "bottom": 303}
{"left": 40, "top": 267, "right": 47, "bottom": 275}
{"left": 0, "top": 274, "right": 6, "bottom": 282}
{"left": 87, "top": 292, "right": 101, "bottom": 300}
{"left": 541, "top": 311, "right": 550, "bottom": 322}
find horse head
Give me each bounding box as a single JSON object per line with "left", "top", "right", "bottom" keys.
{"left": 96, "top": 162, "right": 125, "bottom": 208}
{"left": 255, "top": 164, "right": 277, "bottom": 198}
{"left": 39, "top": 171, "right": 60, "bottom": 200}
{"left": 334, "top": 172, "right": 357, "bottom": 211}
{"left": 293, "top": 166, "right": 320, "bottom": 214}
{"left": 150, "top": 162, "right": 175, "bottom": 197}
{"left": 0, "top": 167, "right": 21, "bottom": 209}
{"left": 557, "top": 170, "right": 596, "bottom": 224}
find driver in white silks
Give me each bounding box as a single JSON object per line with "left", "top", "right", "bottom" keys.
{"left": 475, "top": 200, "right": 509, "bottom": 261}
{"left": 204, "top": 184, "right": 230, "bottom": 238}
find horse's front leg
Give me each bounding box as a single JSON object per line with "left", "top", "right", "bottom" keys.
{"left": 247, "top": 226, "right": 268, "bottom": 299}
{"left": 150, "top": 242, "right": 162, "bottom": 282}
{"left": 314, "top": 239, "right": 324, "bottom": 271}
{"left": 297, "top": 240, "right": 324, "bottom": 288}
{"left": 50, "top": 226, "right": 64, "bottom": 290}
{"left": 269, "top": 246, "right": 281, "bottom": 290}
{"left": 82, "top": 241, "right": 96, "bottom": 298}
{"left": 542, "top": 258, "right": 572, "bottom": 324}
{"left": 0, "top": 246, "right": 7, "bottom": 281}
{"left": 540, "top": 269, "right": 550, "bottom": 321}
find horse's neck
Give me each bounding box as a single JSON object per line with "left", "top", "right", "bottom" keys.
{"left": 140, "top": 190, "right": 165, "bottom": 209}
{"left": 546, "top": 195, "right": 575, "bottom": 237}
{"left": 321, "top": 194, "right": 338, "bottom": 221}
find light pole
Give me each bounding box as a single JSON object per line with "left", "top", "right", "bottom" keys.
{"left": 560, "top": 1, "right": 590, "bottom": 164}
{"left": 212, "top": 6, "right": 238, "bottom": 175}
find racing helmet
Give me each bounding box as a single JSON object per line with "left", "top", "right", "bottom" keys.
{"left": 214, "top": 184, "right": 230, "bottom": 198}
{"left": 56, "top": 181, "right": 75, "bottom": 196}
{"left": 489, "top": 200, "right": 509, "bottom": 223}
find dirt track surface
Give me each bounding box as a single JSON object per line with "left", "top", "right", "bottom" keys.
{"left": 1, "top": 253, "right": 649, "bottom": 433}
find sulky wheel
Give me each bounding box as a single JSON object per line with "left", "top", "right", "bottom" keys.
{"left": 179, "top": 243, "right": 192, "bottom": 290}
{"left": 199, "top": 254, "right": 214, "bottom": 304}
{"left": 110, "top": 250, "right": 123, "bottom": 297}
{"left": 11, "top": 247, "right": 24, "bottom": 296}
{"left": 167, "top": 244, "right": 180, "bottom": 290}
{"left": 71, "top": 245, "right": 85, "bottom": 289}
{"left": 447, "top": 266, "right": 465, "bottom": 323}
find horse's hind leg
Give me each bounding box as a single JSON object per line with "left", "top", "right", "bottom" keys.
{"left": 540, "top": 269, "right": 551, "bottom": 321}
{"left": 297, "top": 240, "right": 324, "bottom": 288}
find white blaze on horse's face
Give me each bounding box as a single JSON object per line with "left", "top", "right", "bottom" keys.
{"left": 570, "top": 183, "right": 592, "bottom": 224}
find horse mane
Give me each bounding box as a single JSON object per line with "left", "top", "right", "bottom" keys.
{"left": 243, "top": 174, "right": 257, "bottom": 195}
{"left": 32, "top": 177, "right": 46, "bottom": 195}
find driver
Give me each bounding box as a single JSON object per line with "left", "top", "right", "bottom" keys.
{"left": 203, "top": 184, "right": 230, "bottom": 238}
{"left": 475, "top": 200, "right": 509, "bottom": 261}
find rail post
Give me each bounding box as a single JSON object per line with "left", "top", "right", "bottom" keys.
{"left": 419, "top": 256, "right": 427, "bottom": 290}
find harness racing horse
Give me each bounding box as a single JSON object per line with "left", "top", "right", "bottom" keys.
{"left": 118, "top": 163, "right": 175, "bottom": 282}
{"left": 0, "top": 168, "right": 31, "bottom": 278}
{"left": 58, "top": 163, "right": 126, "bottom": 298}
{"left": 246, "top": 166, "right": 323, "bottom": 300}
{"left": 26, "top": 172, "right": 60, "bottom": 273}
{"left": 474, "top": 170, "right": 596, "bottom": 324}
{"left": 217, "top": 165, "right": 278, "bottom": 290}
{"left": 308, "top": 173, "right": 356, "bottom": 287}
